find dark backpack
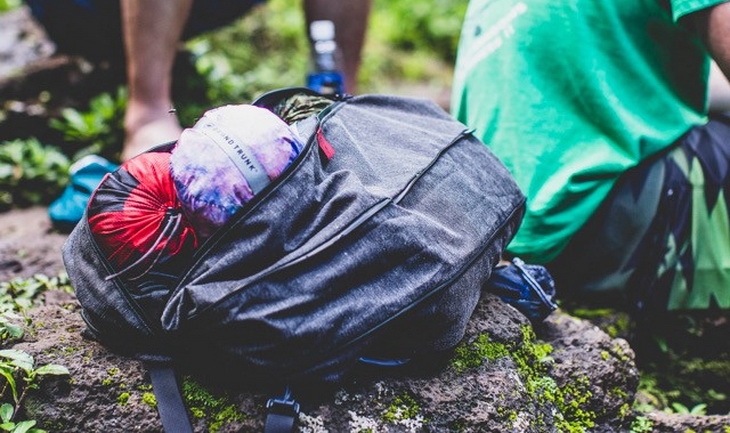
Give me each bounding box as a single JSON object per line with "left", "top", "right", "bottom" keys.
{"left": 63, "top": 88, "right": 526, "bottom": 432}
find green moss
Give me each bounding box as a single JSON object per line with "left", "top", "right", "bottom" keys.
{"left": 607, "top": 314, "right": 631, "bottom": 338}
{"left": 612, "top": 344, "right": 631, "bottom": 363}
{"left": 601, "top": 351, "right": 610, "bottom": 361}
{"left": 451, "top": 326, "right": 597, "bottom": 432}
{"left": 117, "top": 392, "right": 130, "bottom": 406}
{"left": 210, "top": 404, "right": 246, "bottom": 432}
{"left": 570, "top": 308, "right": 616, "bottom": 319}
{"left": 450, "top": 333, "right": 512, "bottom": 373}
{"left": 62, "top": 346, "right": 78, "bottom": 355}
{"left": 142, "top": 392, "right": 157, "bottom": 409}
{"left": 182, "top": 377, "right": 246, "bottom": 433}
{"left": 618, "top": 403, "right": 632, "bottom": 419}
{"left": 610, "top": 387, "right": 629, "bottom": 401}
{"left": 382, "top": 394, "right": 420, "bottom": 423}
{"left": 629, "top": 415, "right": 653, "bottom": 433}
{"left": 107, "top": 367, "right": 120, "bottom": 376}
{"left": 101, "top": 378, "right": 113, "bottom": 386}
{"left": 540, "top": 376, "right": 595, "bottom": 432}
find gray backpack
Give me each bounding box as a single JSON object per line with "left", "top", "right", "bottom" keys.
{"left": 63, "top": 88, "right": 526, "bottom": 432}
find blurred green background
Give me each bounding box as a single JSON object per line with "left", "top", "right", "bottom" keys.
{"left": 0, "top": 0, "right": 468, "bottom": 208}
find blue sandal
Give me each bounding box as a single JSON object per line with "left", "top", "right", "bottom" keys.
{"left": 48, "top": 155, "right": 118, "bottom": 232}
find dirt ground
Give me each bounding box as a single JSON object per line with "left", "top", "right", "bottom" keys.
{"left": 0, "top": 206, "right": 68, "bottom": 282}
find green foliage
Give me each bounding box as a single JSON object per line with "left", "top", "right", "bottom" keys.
{"left": 2, "top": 0, "right": 465, "bottom": 206}
{"left": 183, "top": 0, "right": 308, "bottom": 115}
{"left": 0, "top": 314, "right": 25, "bottom": 345}
{"left": 0, "top": 0, "right": 20, "bottom": 13}
{"left": 0, "top": 273, "right": 71, "bottom": 349}
{"left": 182, "top": 0, "right": 462, "bottom": 112}
{"left": 635, "top": 352, "right": 729, "bottom": 415}
{"left": 0, "top": 139, "right": 70, "bottom": 210}
{"left": 629, "top": 415, "right": 654, "bottom": 433}
{"left": 49, "top": 88, "right": 127, "bottom": 161}
{"left": 0, "top": 350, "right": 68, "bottom": 432}
{"left": 370, "top": 0, "right": 467, "bottom": 64}
{"left": 665, "top": 402, "right": 707, "bottom": 416}
{"left": 0, "top": 274, "right": 73, "bottom": 315}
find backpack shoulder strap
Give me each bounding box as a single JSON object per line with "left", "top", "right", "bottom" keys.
{"left": 145, "top": 361, "right": 193, "bottom": 433}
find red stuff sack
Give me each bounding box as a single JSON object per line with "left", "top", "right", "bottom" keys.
{"left": 87, "top": 148, "right": 198, "bottom": 281}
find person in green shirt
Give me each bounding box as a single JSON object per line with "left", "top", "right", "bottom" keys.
{"left": 452, "top": 0, "right": 730, "bottom": 314}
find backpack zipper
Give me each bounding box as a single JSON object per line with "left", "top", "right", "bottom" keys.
{"left": 336, "top": 198, "right": 525, "bottom": 351}
{"left": 171, "top": 98, "right": 348, "bottom": 293}
{"left": 184, "top": 129, "right": 481, "bottom": 321}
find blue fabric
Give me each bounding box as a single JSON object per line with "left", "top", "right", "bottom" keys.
{"left": 49, "top": 155, "right": 118, "bottom": 232}
{"left": 484, "top": 258, "right": 558, "bottom": 324}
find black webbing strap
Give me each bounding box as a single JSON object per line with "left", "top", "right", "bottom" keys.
{"left": 264, "top": 387, "right": 300, "bottom": 433}
{"left": 264, "top": 413, "right": 297, "bottom": 433}
{"left": 145, "top": 361, "right": 194, "bottom": 433}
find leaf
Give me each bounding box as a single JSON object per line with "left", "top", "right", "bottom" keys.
{"left": 689, "top": 403, "right": 707, "bottom": 416}
{"left": 11, "top": 420, "right": 36, "bottom": 433}
{"left": 0, "top": 366, "right": 18, "bottom": 403}
{"left": 33, "top": 365, "right": 69, "bottom": 376}
{"left": 0, "top": 404, "right": 12, "bottom": 423}
{"left": 0, "top": 421, "right": 15, "bottom": 431}
{"left": 0, "top": 351, "right": 33, "bottom": 374}
{"left": 1, "top": 324, "right": 23, "bottom": 340}
{"left": 0, "top": 316, "right": 24, "bottom": 340}
{"left": 59, "top": 109, "right": 87, "bottom": 133}
{"left": 670, "top": 402, "right": 689, "bottom": 414}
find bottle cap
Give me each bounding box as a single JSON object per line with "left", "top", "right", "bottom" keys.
{"left": 310, "top": 20, "right": 335, "bottom": 41}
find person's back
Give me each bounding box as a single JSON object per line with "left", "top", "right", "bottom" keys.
{"left": 453, "top": 0, "right": 710, "bottom": 263}
{"left": 452, "top": 0, "right": 730, "bottom": 312}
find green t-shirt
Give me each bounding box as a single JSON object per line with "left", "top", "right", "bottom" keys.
{"left": 452, "top": 0, "right": 726, "bottom": 263}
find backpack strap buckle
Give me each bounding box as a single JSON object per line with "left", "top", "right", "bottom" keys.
{"left": 266, "top": 396, "right": 300, "bottom": 416}
{"left": 264, "top": 387, "right": 300, "bottom": 433}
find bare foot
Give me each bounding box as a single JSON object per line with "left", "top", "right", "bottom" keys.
{"left": 121, "top": 115, "right": 183, "bottom": 162}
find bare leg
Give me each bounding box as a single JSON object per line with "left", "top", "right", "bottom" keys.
{"left": 120, "top": 0, "right": 193, "bottom": 161}
{"left": 303, "top": 0, "right": 371, "bottom": 94}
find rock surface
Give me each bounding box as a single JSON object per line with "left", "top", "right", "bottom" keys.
{"left": 1, "top": 207, "right": 729, "bottom": 432}
{"left": 17, "top": 297, "right": 638, "bottom": 432}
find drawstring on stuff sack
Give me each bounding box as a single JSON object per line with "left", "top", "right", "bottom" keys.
{"left": 87, "top": 149, "right": 198, "bottom": 283}
{"left": 105, "top": 208, "right": 184, "bottom": 281}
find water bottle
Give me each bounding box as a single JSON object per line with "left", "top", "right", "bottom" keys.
{"left": 306, "top": 20, "right": 345, "bottom": 95}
